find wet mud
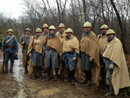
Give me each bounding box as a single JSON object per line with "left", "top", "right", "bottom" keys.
{"left": 0, "top": 46, "right": 129, "bottom": 98}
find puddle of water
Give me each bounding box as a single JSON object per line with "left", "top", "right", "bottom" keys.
{"left": 13, "top": 45, "right": 27, "bottom": 98}
{"left": 37, "top": 88, "right": 60, "bottom": 97}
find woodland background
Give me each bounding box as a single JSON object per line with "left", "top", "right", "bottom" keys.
{"left": 0, "top": 0, "right": 130, "bottom": 54}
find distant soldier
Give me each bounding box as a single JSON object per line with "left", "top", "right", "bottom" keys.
{"left": 103, "top": 29, "right": 130, "bottom": 96}
{"left": 1, "top": 29, "right": 18, "bottom": 73}
{"left": 42, "top": 23, "right": 49, "bottom": 37}
{"left": 28, "top": 28, "right": 46, "bottom": 79}
{"left": 80, "top": 22, "right": 100, "bottom": 86}
{"left": 56, "top": 23, "right": 67, "bottom": 80}
{"left": 45, "top": 25, "right": 62, "bottom": 80}
{"left": 97, "top": 24, "right": 108, "bottom": 84}
{"left": 62, "top": 28, "right": 79, "bottom": 85}
{"left": 20, "top": 28, "right": 32, "bottom": 74}
{"left": 41, "top": 23, "right": 49, "bottom": 73}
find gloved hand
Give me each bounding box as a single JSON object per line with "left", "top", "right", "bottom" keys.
{"left": 109, "top": 64, "right": 114, "bottom": 69}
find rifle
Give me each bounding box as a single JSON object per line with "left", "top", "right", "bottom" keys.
{"left": 2, "top": 46, "right": 5, "bottom": 73}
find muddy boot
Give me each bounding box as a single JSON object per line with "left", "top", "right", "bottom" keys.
{"left": 32, "top": 75, "right": 38, "bottom": 80}
{"left": 54, "top": 68, "right": 59, "bottom": 81}
{"left": 46, "top": 67, "right": 51, "bottom": 80}
{"left": 64, "top": 77, "right": 71, "bottom": 83}
{"left": 71, "top": 79, "right": 75, "bottom": 85}
{"left": 70, "top": 70, "right": 75, "bottom": 85}
{"left": 80, "top": 79, "right": 88, "bottom": 84}
{"left": 4, "top": 70, "right": 8, "bottom": 73}
{"left": 39, "top": 75, "right": 43, "bottom": 79}
{"left": 64, "top": 69, "right": 71, "bottom": 83}
{"left": 86, "top": 81, "right": 92, "bottom": 87}
{"left": 105, "top": 91, "right": 114, "bottom": 96}
{"left": 24, "top": 66, "right": 28, "bottom": 74}
{"left": 10, "top": 69, "right": 13, "bottom": 73}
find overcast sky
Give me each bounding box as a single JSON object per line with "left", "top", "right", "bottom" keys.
{"left": 0, "top": 0, "right": 24, "bottom": 18}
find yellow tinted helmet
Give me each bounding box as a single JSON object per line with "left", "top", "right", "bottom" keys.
{"left": 58, "top": 23, "right": 65, "bottom": 28}
{"left": 101, "top": 24, "right": 108, "bottom": 30}
{"left": 25, "top": 28, "right": 31, "bottom": 32}
{"left": 83, "top": 21, "right": 92, "bottom": 28}
{"left": 42, "top": 23, "right": 49, "bottom": 28}
{"left": 66, "top": 28, "right": 73, "bottom": 34}
{"left": 49, "top": 25, "right": 56, "bottom": 31}
{"left": 106, "top": 29, "right": 116, "bottom": 36}
{"left": 7, "top": 29, "right": 13, "bottom": 33}
{"left": 36, "top": 28, "right": 42, "bottom": 33}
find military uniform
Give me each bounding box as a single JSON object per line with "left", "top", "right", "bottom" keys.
{"left": 20, "top": 28, "right": 32, "bottom": 74}
{"left": 45, "top": 25, "right": 62, "bottom": 80}
{"left": 28, "top": 28, "right": 46, "bottom": 79}
{"left": 97, "top": 24, "right": 108, "bottom": 84}
{"left": 103, "top": 29, "right": 130, "bottom": 96}
{"left": 56, "top": 23, "right": 67, "bottom": 80}
{"left": 62, "top": 28, "right": 79, "bottom": 85}
{"left": 1, "top": 29, "right": 18, "bottom": 73}
{"left": 80, "top": 22, "right": 100, "bottom": 86}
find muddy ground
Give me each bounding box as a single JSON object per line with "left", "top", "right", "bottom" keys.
{"left": 0, "top": 46, "right": 130, "bottom": 98}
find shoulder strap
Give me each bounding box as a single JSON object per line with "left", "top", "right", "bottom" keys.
{"left": 5, "top": 35, "right": 14, "bottom": 44}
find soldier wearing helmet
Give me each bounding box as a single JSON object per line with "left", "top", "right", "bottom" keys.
{"left": 20, "top": 28, "right": 32, "bottom": 74}
{"left": 1, "top": 28, "right": 18, "bottom": 73}
{"left": 80, "top": 21, "right": 100, "bottom": 87}
{"left": 41, "top": 23, "right": 49, "bottom": 73}
{"left": 102, "top": 29, "right": 130, "bottom": 96}
{"left": 28, "top": 28, "right": 46, "bottom": 79}
{"left": 45, "top": 25, "right": 62, "bottom": 81}
{"left": 97, "top": 24, "right": 108, "bottom": 85}
{"left": 56, "top": 23, "right": 67, "bottom": 81}
{"left": 42, "top": 23, "right": 49, "bottom": 37}
{"left": 62, "top": 28, "right": 79, "bottom": 85}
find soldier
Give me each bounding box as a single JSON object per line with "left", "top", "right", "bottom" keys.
{"left": 28, "top": 28, "right": 46, "bottom": 79}
{"left": 103, "top": 29, "right": 130, "bottom": 96}
{"left": 62, "top": 28, "right": 79, "bottom": 85}
{"left": 56, "top": 23, "right": 67, "bottom": 80}
{"left": 80, "top": 22, "right": 100, "bottom": 86}
{"left": 97, "top": 24, "right": 108, "bottom": 84}
{"left": 20, "top": 28, "right": 32, "bottom": 74}
{"left": 1, "top": 29, "right": 18, "bottom": 73}
{"left": 41, "top": 23, "right": 49, "bottom": 73}
{"left": 42, "top": 23, "right": 49, "bottom": 37}
{"left": 45, "top": 25, "right": 62, "bottom": 80}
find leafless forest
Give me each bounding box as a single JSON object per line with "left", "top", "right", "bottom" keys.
{"left": 0, "top": 0, "right": 130, "bottom": 54}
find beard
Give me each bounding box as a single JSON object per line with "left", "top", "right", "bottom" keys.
{"left": 102, "top": 31, "right": 106, "bottom": 35}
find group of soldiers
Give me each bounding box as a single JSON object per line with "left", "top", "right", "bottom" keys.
{"left": 1, "top": 21, "right": 130, "bottom": 96}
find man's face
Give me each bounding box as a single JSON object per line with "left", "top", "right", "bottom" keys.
{"left": 66, "top": 32, "right": 72, "bottom": 37}
{"left": 36, "top": 32, "right": 41, "bottom": 36}
{"left": 59, "top": 27, "right": 65, "bottom": 33}
{"left": 8, "top": 32, "right": 13, "bottom": 36}
{"left": 107, "top": 34, "right": 114, "bottom": 40}
{"left": 26, "top": 31, "right": 31, "bottom": 35}
{"left": 101, "top": 29, "right": 107, "bottom": 35}
{"left": 43, "top": 28, "right": 48, "bottom": 33}
{"left": 50, "top": 30, "right": 55, "bottom": 34}
{"left": 84, "top": 27, "right": 91, "bottom": 32}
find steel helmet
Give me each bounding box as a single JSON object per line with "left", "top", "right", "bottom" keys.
{"left": 36, "top": 28, "right": 42, "bottom": 33}
{"left": 49, "top": 25, "right": 56, "bottom": 31}
{"left": 7, "top": 29, "right": 13, "bottom": 33}
{"left": 42, "top": 23, "right": 49, "bottom": 28}
{"left": 58, "top": 23, "right": 65, "bottom": 28}
{"left": 101, "top": 24, "right": 108, "bottom": 30}
{"left": 106, "top": 29, "right": 116, "bottom": 36}
{"left": 66, "top": 28, "right": 73, "bottom": 34}
{"left": 83, "top": 21, "right": 92, "bottom": 28}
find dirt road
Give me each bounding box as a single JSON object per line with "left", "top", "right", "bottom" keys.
{"left": 0, "top": 46, "right": 129, "bottom": 98}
